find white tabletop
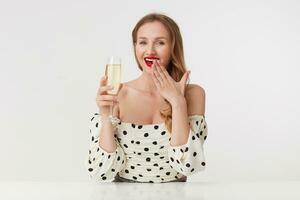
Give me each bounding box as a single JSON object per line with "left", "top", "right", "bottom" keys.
{"left": 0, "top": 180, "right": 299, "bottom": 200}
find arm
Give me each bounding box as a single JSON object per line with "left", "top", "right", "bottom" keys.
{"left": 168, "top": 85, "right": 208, "bottom": 176}
{"left": 85, "top": 113, "right": 126, "bottom": 181}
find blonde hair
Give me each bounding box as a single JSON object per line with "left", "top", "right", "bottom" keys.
{"left": 132, "top": 13, "right": 189, "bottom": 133}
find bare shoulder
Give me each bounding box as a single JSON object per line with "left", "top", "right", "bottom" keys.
{"left": 184, "top": 83, "right": 206, "bottom": 116}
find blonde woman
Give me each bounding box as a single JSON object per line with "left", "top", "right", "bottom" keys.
{"left": 86, "top": 13, "right": 208, "bottom": 183}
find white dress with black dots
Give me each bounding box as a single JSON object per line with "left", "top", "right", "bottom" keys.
{"left": 85, "top": 113, "right": 208, "bottom": 183}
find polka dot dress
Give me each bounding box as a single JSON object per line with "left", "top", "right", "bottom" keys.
{"left": 85, "top": 112, "right": 208, "bottom": 183}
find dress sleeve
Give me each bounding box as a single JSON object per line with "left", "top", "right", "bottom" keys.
{"left": 84, "top": 113, "right": 126, "bottom": 181}
{"left": 167, "top": 115, "right": 208, "bottom": 176}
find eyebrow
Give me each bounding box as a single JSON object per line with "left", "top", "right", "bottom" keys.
{"left": 137, "top": 37, "right": 167, "bottom": 40}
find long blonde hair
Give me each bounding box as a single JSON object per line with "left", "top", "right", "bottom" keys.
{"left": 132, "top": 13, "right": 189, "bottom": 133}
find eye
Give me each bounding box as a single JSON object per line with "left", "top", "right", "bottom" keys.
{"left": 157, "top": 41, "right": 165, "bottom": 45}
{"left": 139, "top": 41, "right": 146, "bottom": 45}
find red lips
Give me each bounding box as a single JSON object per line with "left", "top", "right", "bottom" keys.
{"left": 144, "top": 55, "right": 160, "bottom": 68}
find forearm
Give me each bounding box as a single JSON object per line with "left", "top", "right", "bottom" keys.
{"left": 98, "top": 112, "right": 117, "bottom": 153}
{"left": 170, "top": 97, "right": 190, "bottom": 146}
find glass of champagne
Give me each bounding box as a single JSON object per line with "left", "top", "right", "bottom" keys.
{"left": 105, "top": 56, "right": 121, "bottom": 124}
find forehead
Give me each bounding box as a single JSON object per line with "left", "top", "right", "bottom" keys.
{"left": 137, "top": 21, "right": 170, "bottom": 40}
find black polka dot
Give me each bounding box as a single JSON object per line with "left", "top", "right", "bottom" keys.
{"left": 102, "top": 176, "right": 106, "bottom": 180}
{"left": 91, "top": 116, "right": 95, "bottom": 121}
{"left": 196, "top": 121, "right": 199, "bottom": 125}
{"left": 186, "top": 163, "right": 190, "bottom": 167}
{"left": 137, "top": 152, "right": 142, "bottom": 155}
{"left": 152, "top": 141, "right": 157, "bottom": 145}
{"left": 144, "top": 133, "right": 149, "bottom": 137}
{"left": 124, "top": 144, "right": 128, "bottom": 148}
{"left": 204, "top": 125, "right": 206, "bottom": 129}
{"left": 93, "top": 158, "right": 95, "bottom": 161}
{"left": 108, "top": 155, "right": 111, "bottom": 159}
{"left": 191, "top": 168, "right": 194, "bottom": 172}
{"left": 154, "top": 125, "right": 159, "bottom": 129}
{"left": 91, "top": 136, "right": 94, "bottom": 141}
{"left": 156, "top": 175, "right": 160, "bottom": 178}
{"left": 88, "top": 160, "right": 91, "bottom": 164}
{"left": 176, "top": 160, "right": 180, "bottom": 164}
{"left": 204, "top": 136, "right": 207, "bottom": 140}
{"left": 99, "top": 162, "right": 103, "bottom": 167}
{"left": 159, "top": 167, "right": 163, "bottom": 170}
{"left": 137, "top": 163, "right": 141, "bottom": 166}
{"left": 201, "top": 162, "right": 206, "bottom": 166}
{"left": 170, "top": 157, "right": 174, "bottom": 162}
{"left": 192, "top": 136, "right": 196, "bottom": 140}
{"left": 125, "top": 169, "right": 129, "bottom": 173}
{"left": 193, "top": 152, "right": 197, "bottom": 157}
{"left": 97, "top": 148, "right": 99, "bottom": 152}
{"left": 139, "top": 174, "right": 143, "bottom": 177}
{"left": 131, "top": 140, "right": 134, "bottom": 144}
{"left": 117, "top": 156, "right": 120, "bottom": 161}
{"left": 196, "top": 133, "right": 200, "bottom": 138}
{"left": 88, "top": 168, "right": 93, "bottom": 172}
{"left": 131, "top": 124, "right": 136, "bottom": 128}
{"left": 149, "top": 180, "right": 154, "bottom": 183}
{"left": 123, "top": 131, "right": 127, "bottom": 135}
{"left": 144, "top": 147, "right": 149, "bottom": 151}
{"left": 136, "top": 141, "right": 140, "bottom": 145}
{"left": 200, "top": 131, "right": 203, "bottom": 135}
{"left": 132, "top": 176, "right": 137, "bottom": 180}
{"left": 138, "top": 125, "right": 143, "bottom": 129}
{"left": 131, "top": 166, "right": 135, "bottom": 169}
{"left": 101, "top": 173, "right": 105, "bottom": 177}
{"left": 153, "top": 163, "right": 158, "bottom": 166}
{"left": 147, "top": 168, "right": 151, "bottom": 172}
{"left": 111, "top": 168, "right": 115, "bottom": 172}
{"left": 95, "top": 123, "right": 98, "bottom": 128}
{"left": 161, "top": 131, "right": 166, "bottom": 135}
{"left": 89, "top": 150, "right": 91, "bottom": 154}
{"left": 118, "top": 121, "right": 121, "bottom": 125}
{"left": 185, "top": 147, "right": 189, "bottom": 152}
{"left": 154, "top": 153, "right": 159, "bottom": 156}
{"left": 160, "top": 146, "right": 164, "bottom": 149}
{"left": 122, "top": 160, "right": 124, "bottom": 164}
{"left": 166, "top": 172, "right": 171, "bottom": 175}
{"left": 180, "top": 149, "right": 184, "bottom": 153}
{"left": 94, "top": 140, "right": 98, "bottom": 143}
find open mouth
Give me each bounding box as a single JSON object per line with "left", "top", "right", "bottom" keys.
{"left": 144, "top": 57, "right": 160, "bottom": 67}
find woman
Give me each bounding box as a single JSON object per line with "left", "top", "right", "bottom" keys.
{"left": 86, "top": 13, "right": 208, "bottom": 183}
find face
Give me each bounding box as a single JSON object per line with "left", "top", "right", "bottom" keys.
{"left": 135, "top": 21, "right": 172, "bottom": 74}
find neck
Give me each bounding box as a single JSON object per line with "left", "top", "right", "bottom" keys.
{"left": 137, "top": 71, "right": 158, "bottom": 95}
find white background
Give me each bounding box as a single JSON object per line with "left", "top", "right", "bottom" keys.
{"left": 0, "top": 0, "right": 299, "bottom": 182}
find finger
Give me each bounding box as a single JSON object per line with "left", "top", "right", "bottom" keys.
{"left": 97, "top": 95, "right": 118, "bottom": 102}
{"left": 157, "top": 60, "right": 173, "bottom": 83}
{"left": 98, "top": 85, "right": 114, "bottom": 95}
{"left": 99, "top": 75, "right": 107, "bottom": 87}
{"left": 180, "top": 71, "right": 190, "bottom": 85}
{"left": 155, "top": 60, "right": 168, "bottom": 83}
{"left": 153, "top": 65, "right": 163, "bottom": 86}
{"left": 97, "top": 101, "right": 115, "bottom": 106}
{"left": 152, "top": 68, "right": 162, "bottom": 89}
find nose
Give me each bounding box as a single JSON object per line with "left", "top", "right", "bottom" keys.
{"left": 146, "top": 43, "right": 156, "bottom": 54}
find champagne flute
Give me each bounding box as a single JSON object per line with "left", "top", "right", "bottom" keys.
{"left": 105, "top": 56, "right": 122, "bottom": 123}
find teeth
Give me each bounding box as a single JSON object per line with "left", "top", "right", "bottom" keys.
{"left": 145, "top": 58, "right": 159, "bottom": 62}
